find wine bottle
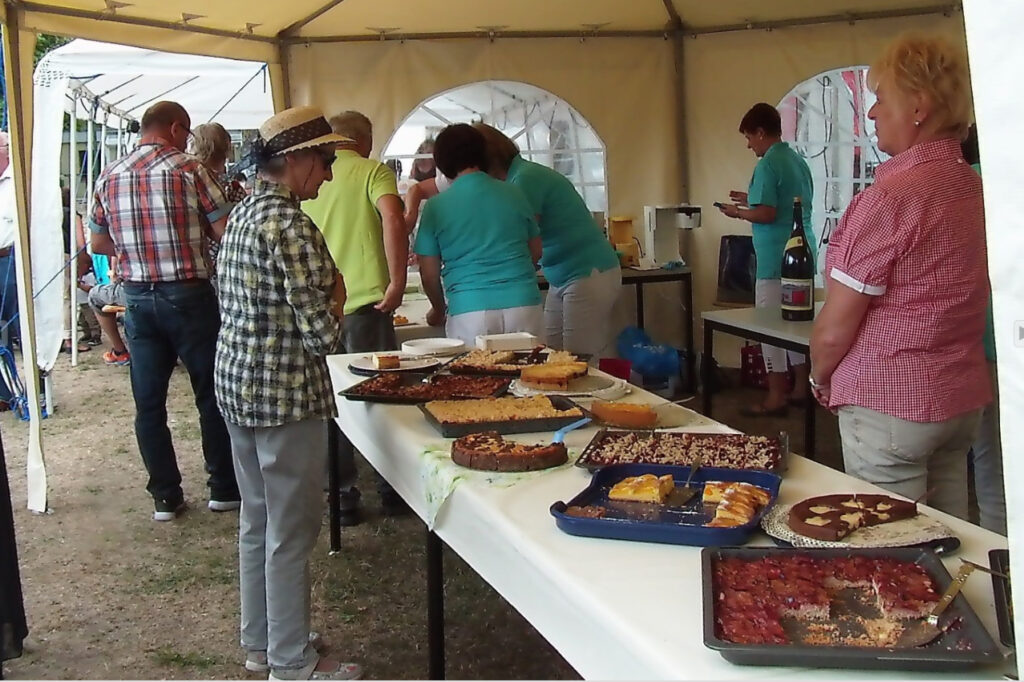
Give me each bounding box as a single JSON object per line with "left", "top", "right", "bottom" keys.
{"left": 781, "top": 196, "right": 814, "bottom": 321}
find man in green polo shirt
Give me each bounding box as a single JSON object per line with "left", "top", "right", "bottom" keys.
{"left": 303, "top": 111, "right": 408, "bottom": 523}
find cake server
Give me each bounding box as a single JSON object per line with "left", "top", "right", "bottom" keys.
{"left": 552, "top": 417, "right": 592, "bottom": 444}
{"left": 674, "top": 453, "right": 704, "bottom": 505}
{"left": 896, "top": 561, "right": 977, "bottom": 648}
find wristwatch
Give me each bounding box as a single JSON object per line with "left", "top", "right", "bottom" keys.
{"left": 809, "top": 375, "right": 829, "bottom": 391}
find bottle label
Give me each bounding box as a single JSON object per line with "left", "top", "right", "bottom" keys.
{"left": 781, "top": 277, "right": 813, "bottom": 311}
{"left": 785, "top": 236, "right": 804, "bottom": 251}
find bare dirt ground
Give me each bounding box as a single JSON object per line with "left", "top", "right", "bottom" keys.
{"left": 2, "top": 349, "right": 578, "bottom": 680}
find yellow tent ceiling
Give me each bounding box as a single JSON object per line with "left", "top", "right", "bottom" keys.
{"left": 16, "top": 0, "right": 959, "bottom": 43}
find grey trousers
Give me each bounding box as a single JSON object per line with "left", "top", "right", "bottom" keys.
{"left": 227, "top": 419, "right": 326, "bottom": 672}
{"left": 971, "top": 363, "right": 1005, "bottom": 534}
{"left": 337, "top": 303, "right": 398, "bottom": 492}
{"left": 838, "top": 405, "right": 982, "bottom": 521}
{"left": 544, "top": 266, "right": 622, "bottom": 358}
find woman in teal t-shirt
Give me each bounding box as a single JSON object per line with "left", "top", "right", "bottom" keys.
{"left": 414, "top": 124, "right": 543, "bottom": 345}
{"left": 473, "top": 124, "right": 622, "bottom": 358}
{"left": 719, "top": 103, "right": 815, "bottom": 417}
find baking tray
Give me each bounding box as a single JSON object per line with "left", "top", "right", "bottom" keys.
{"left": 338, "top": 372, "right": 510, "bottom": 405}
{"left": 990, "top": 548, "right": 1013, "bottom": 647}
{"left": 448, "top": 350, "right": 590, "bottom": 376}
{"left": 550, "top": 463, "right": 781, "bottom": 546}
{"left": 418, "top": 395, "right": 585, "bottom": 437}
{"left": 575, "top": 429, "right": 786, "bottom": 473}
{"left": 703, "top": 546, "right": 1002, "bottom": 671}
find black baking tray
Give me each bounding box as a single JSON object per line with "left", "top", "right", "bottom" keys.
{"left": 703, "top": 546, "right": 1001, "bottom": 671}
{"left": 990, "top": 548, "right": 1013, "bottom": 647}
{"left": 448, "top": 350, "right": 591, "bottom": 375}
{"left": 575, "top": 429, "right": 787, "bottom": 474}
{"left": 338, "top": 372, "right": 510, "bottom": 405}
{"left": 550, "top": 463, "right": 781, "bottom": 546}
{"left": 418, "top": 395, "right": 585, "bottom": 437}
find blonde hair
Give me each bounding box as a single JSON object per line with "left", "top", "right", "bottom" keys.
{"left": 868, "top": 33, "right": 972, "bottom": 138}
{"left": 329, "top": 111, "right": 372, "bottom": 145}
{"left": 472, "top": 122, "right": 520, "bottom": 175}
{"left": 189, "top": 122, "right": 232, "bottom": 167}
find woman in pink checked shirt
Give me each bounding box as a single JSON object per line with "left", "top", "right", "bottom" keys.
{"left": 809, "top": 34, "right": 990, "bottom": 521}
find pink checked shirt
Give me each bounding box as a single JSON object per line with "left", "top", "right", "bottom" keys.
{"left": 826, "top": 138, "right": 991, "bottom": 422}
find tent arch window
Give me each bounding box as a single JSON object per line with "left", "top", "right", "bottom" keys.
{"left": 777, "top": 66, "right": 888, "bottom": 278}
{"left": 382, "top": 80, "right": 608, "bottom": 214}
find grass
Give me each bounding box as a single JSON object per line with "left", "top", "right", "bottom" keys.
{"left": 151, "top": 648, "right": 221, "bottom": 669}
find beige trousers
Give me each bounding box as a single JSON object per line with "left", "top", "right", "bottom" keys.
{"left": 838, "top": 405, "right": 982, "bottom": 521}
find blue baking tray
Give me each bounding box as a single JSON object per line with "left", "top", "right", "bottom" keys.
{"left": 550, "top": 463, "right": 781, "bottom": 546}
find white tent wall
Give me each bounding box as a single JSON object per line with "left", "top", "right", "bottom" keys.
{"left": 962, "top": 0, "right": 1024, "bottom": 646}
{"left": 684, "top": 11, "right": 967, "bottom": 367}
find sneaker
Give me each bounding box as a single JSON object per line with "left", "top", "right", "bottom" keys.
{"left": 153, "top": 497, "right": 186, "bottom": 522}
{"left": 208, "top": 498, "right": 241, "bottom": 512}
{"left": 103, "top": 348, "right": 130, "bottom": 366}
{"left": 269, "top": 658, "right": 361, "bottom": 681}
{"left": 246, "top": 632, "right": 324, "bottom": 673}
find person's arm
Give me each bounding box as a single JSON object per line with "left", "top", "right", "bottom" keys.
{"left": 403, "top": 178, "right": 438, "bottom": 233}
{"left": 374, "top": 193, "right": 408, "bottom": 313}
{"left": 274, "top": 216, "right": 344, "bottom": 356}
{"left": 719, "top": 203, "right": 777, "bottom": 224}
{"left": 720, "top": 160, "right": 779, "bottom": 224}
{"left": 73, "top": 214, "right": 93, "bottom": 275}
{"left": 528, "top": 236, "right": 543, "bottom": 264}
{"left": 87, "top": 187, "right": 117, "bottom": 256}
{"left": 809, "top": 282, "right": 872, "bottom": 401}
{"left": 808, "top": 189, "right": 905, "bottom": 405}
{"left": 193, "top": 164, "right": 233, "bottom": 244}
{"left": 418, "top": 255, "right": 446, "bottom": 326}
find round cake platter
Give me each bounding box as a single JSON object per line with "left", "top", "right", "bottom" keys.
{"left": 761, "top": 503, "right": 959, "bottom": 550}
{"left": 347, "top": 354, "right": 442, "bottom": 377}
{"left": 510, "top": 374, "right": 630, "bottom": 400}
{"left": 401, "top": 338, "right": 466, "bottom": 357}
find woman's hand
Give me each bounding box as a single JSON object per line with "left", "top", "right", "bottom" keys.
{"left": 729, "top": 190, "right": 749, "bottom": 205}
{"left": 811, "top": 383, "right": 831, "bottom": 408}
{"left": 425, "top": 306, "right": 446, "bottom": 327}
{"left": 718, "top": 203, "right": 742, "bottom": 219}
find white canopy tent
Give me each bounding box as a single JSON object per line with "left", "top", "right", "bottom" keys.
{"left": 0, "top": 1, "right": 1019, "bottom": 645}
{"left": 26, "top": 39, "right": 273, "bottom": 394}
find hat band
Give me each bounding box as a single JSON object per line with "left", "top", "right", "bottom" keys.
{"left": 264, "top": 117, "right": 333, "bottom": 156}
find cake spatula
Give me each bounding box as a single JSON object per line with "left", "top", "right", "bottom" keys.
{"left": 552, "top": 417, "right": 592, "bottom": 444}
{"left": 895, "top": 561, "right": 976, "bottom": 648}
{"left": 673, "top": 453, "right": 704, "bottom": 506}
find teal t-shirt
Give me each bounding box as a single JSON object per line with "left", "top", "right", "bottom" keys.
{"left": 748, "top": 141, "right": 815, "bottom": 280}
{"left": 506, "top": 156, "right": 619, "bottom": 288}
{"left": 414, "top": 171, "right": 542, "bottom": 316}
{"left": 971, "top": 162, "right": 996, "bottom": 362}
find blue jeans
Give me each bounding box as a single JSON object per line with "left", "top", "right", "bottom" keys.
{"left": 124, "top": 280, "right": 237, "bottom": 504}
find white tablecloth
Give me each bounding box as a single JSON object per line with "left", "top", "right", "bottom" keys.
{"left": 327, "top": 354, "right": 1009, "bottom": 680}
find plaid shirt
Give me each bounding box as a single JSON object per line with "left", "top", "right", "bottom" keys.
{"left": 826, "top": 138, "right": 991, "bottom": 421}
{"left": 89, "top": 142, "right": 232, "bottom": 282}
{"left": 214, "top": 178, "right": 343, "bottom": 427}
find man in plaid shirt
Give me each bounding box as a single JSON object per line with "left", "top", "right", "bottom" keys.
{"left": 90, "top": 101, "right": 239, "bottom": 521}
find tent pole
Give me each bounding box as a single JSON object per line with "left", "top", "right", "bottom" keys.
{"left": 99, "top": 113, "right": 107, "bottom": 170}
{"left": 86, "top": 109, "right": 95, "bottom": 232}
{"left": 1, "top": 8, "right": 48, "bottom": 513}
{"left": 671, "top": 32, "right": 689, "bottom": 203}
{"left": 69, "top": 108, "right": 77, "bottom": 368}
{"left": 276, "top": 43, "right": 293, "bottom": 110}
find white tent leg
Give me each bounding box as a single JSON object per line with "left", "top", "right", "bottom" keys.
{"left": 43, "top": 372, "right": 53, "bottom": 414}
{"left": 68, "top": 94, "right": 80, "bottom": 367}
{"left": 1, "top": 12, "right": 48, "bottom": 513}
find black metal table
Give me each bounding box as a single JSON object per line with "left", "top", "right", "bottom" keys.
{"left": 700, "top": 306, "right": 817, "bottom": 460}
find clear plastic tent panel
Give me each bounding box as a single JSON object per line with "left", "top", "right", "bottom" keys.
{"left": 383, "top": 80, "right": 607, "bottom": 212}
{"left": 778, "top": 66, "right": 889, "bottom": 279}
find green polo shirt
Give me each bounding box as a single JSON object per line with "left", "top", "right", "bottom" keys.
{"left": 302, "top": 150, "right": 398, "bottom": 315}
{"left": 414, "top": 171, "right": 541, "bottom": 316}
{"left": 506, "top": 156, "right": 619, "bottom": 288}
{"left": 748, "top": 141, "right": 815, "bottom": 279}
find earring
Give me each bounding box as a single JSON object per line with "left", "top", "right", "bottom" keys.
{"left": 914, "top": 120, "right": 921, "bottom": 127}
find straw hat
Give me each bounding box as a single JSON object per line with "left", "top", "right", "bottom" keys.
{"left": 256, "top": 106, "right": 351, "bottom": 158}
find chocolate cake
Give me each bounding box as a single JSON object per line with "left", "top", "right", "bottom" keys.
{"left": 787, "top": 493, "right": 918, "bottom": 542}
{"left": 450, "top": 432, "right": 568, "bottom": 472}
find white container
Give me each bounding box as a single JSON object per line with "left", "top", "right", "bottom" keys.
{"left": 401, "top": 338, "right": 466, "bottom": 357}
{"left": 475, "top": 332, "right": 540, "bottom": 352}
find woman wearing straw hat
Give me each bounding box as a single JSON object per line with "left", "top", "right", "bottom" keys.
{"left": 214, "top": 106, "right": 360, "bottom": 681}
